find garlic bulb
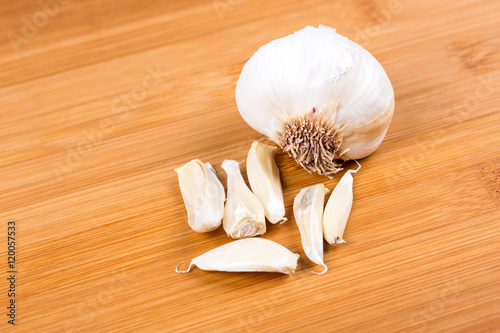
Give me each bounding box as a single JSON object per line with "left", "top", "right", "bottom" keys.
{"left": 221, "top": 159, "right": 266, "bottom": 238}
{"left": 247, "top": 141, "right": 287, "bottom": 224}
{"left": 235, "top": 25, "right": 395, "bottom": 176}
{"left": 323, "top": 161, "right": 361, "bottom": 245}
{"left": 293, "top": 184, "right": 329, "bottom": 274}
{"left": 175, "top": 159, "right": 225, "bottom": 232}
{"left": 175, "top": 238, "right": 299, "bottom": 274}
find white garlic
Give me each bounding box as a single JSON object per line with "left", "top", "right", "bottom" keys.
{"left": 235, "top": 25, "right": 395, "bottom": 176}
{"left": 323, "top": 161, "right": 360, "bottom": 245}
{"left": 221, "top": 159, "right": 266, "bottom": 238}
{"left": 293, "top": 184, "right": 329, "bottom": 274}
{"left": 175, "top": 159, "right": 225, "bottom": 233}
{"left": 247, "top": 141, "right": 287, "bottom": 224}
{"left": 175, "top": 238, "right": 299, "bottom": 274}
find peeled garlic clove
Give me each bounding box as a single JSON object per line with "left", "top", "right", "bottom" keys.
{"left": 247, "top": 141, "right": 287, "bottom": 224}
{"left": 175, "top": 159, "right": 225, "bottom": 233}
{"left": 175, "top": 238, "right": 299, "bottom": 274}
{"left": 235, "top": 25, "right": 395, "bottom": 176}
{"left": 293, "top": 184, "right": 329, "bottom": 274}
{"left": 222, "top": 159, "right": 266, "bottom": 238}
{"left": 323, "top": 161, "right": 360, "bottom": 245}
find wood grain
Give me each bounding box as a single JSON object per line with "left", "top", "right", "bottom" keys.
{"left": 1, "top": 0, "right": 499, "bottom": 332}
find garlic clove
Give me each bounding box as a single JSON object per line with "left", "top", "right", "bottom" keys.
{"left": 247, "top": 141, "right": 287, "bottom": 224}
{"left": 323, "top": 161, "right": 360, "bottom": 245}
{"left": 175, "top": 159, "right": 225, "bottom": 233}
{"left": 235, "top": 25, "right": 394, "bottom": 176}
{"left": 293, "top": 184, "right": 329, "bottom": 274}
{"left": 175, "top": 238, "right": 299, "bottom": 274}
{"left": 221, "top": 159, "right": 266, "bottom": 238}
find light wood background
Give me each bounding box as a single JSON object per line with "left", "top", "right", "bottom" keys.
{"left": 1, "top": 0, "right": 499, "bottom": 332}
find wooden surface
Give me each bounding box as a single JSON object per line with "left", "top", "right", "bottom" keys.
{"left": 1, "top": 0, "right": 499, "bottom": 332}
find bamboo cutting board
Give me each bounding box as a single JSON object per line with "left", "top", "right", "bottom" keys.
{"left": 1, "top": 0, "right": 499, "bottom": 332}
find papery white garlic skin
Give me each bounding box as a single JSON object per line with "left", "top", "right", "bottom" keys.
{"left": 293, "top": 184, "right": 329, "bottom": 274}
{"left": 222, "top": 159, "right": 266, "bottom": 238}
{"left": 174, "top": 159, "right": 225, "bottom": 232}
{"left": 235, "top": 25, "right": 394, "bottom": 176}
{"left": 247, "top": 141, "right": 287, "bottom": 224}
{"left": 175, "top": 238, "right": 299, "bottom": 274}
{"left": 323, "top": 161, "right": 360, "bottom": 245}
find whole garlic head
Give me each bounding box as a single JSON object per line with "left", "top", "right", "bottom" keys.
{"left": 235, "top": 25, "right": 395, "bottom": 176}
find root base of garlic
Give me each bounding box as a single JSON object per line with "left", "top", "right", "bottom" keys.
{"left": 229, "top": 218, "right": 265, "bottom": 239}
{"left": 278, "top": 115, "right": 344, "bottom": 176}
